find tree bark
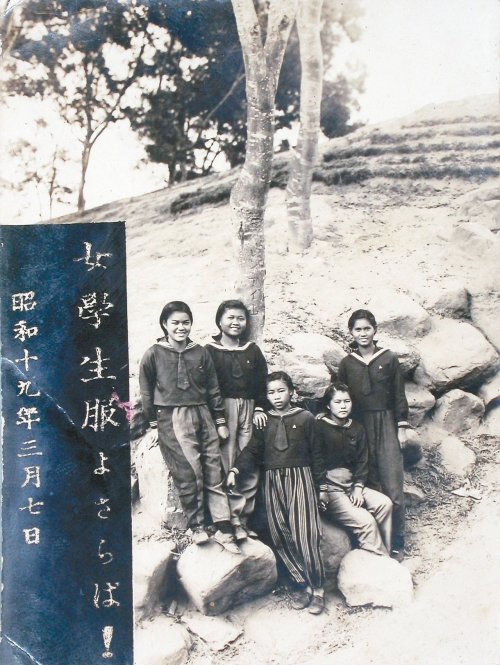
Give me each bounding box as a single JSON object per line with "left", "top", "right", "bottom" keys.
{"left": 286, "top": 0, "right": 324, "bottom": 251}
{"left": 230, "top": 0, "right": 298, "bottom": 341}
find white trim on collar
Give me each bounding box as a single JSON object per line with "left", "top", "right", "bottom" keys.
{"left": 320, "top": 416, "right": 353, "bottom": 428}
{"left": 155, "top": 339, "right": 198, "bottom": 352}
{"left": 350, "top": 347, "right": 389, "bottom": 366}
{"left": 268, "top": 407, "right": 303, "bottom": 417}
{"left": 206, "top": 339, "right": 253, "bottom": 351}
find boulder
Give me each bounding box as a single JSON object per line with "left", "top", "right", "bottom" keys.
{"left": 410, "top": 280, "right": 470, "bottom": 318}
{"left": 480, "top": 405, "right": 500, "bottom": 436}
{"left": 438, "top": 435, "right": 476, "bottom": 477}
{"left": 413, "top": 318, "right": 498, "bottom": 392}
{"left": 337, "top": 549, "right": 413, "bottom": 608}
{"left": 452, "top": 222, "right": 500, "bottom": 256}
{"left": 470, "top": 294, "right": 500, "bottom": 351}
{"left": 368, "top": 291, "right": 431, "bottom": 338}
{"left": 460, "top": 179, "right": 500, "bottom": 232}
{"left": 432, "top": 389, "right": 485, "bottom": 435}
{"left": 134, "top": 616, "right": 192, "bottom": 665}
{"left": 283, "top": 332, "right": 347, "bottom": 375}
{"left": 177, "top": 537, "right": 277, "bottom": 615}
{"left": 134, "top": 432, "right": 187, "bottom": 529}
{"left": 377, "top": 335, "right": 420, "bottom": 376}
{"left": 405, "top": 381, "right": 436, "bottom": 427}
{"left": 477, "top": 371, "right": 500, "bottom": 407}
{"left": 320, "top": 520, "right": 352, "bottom": 590}
{"left": 134, "top": 540, "right": 178, "bottom": 621}
{"left": 404, "top": 483, "right": 426, "bottom": 507}
{"left": 278, "top": 353, "right": 331, "bottom": 398}
{"left": 181, "top": 614, "right": 242, "bottom": 651}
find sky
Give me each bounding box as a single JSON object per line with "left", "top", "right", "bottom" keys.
{"left": 0, "top": 0, "right": 498, "bottom": 222}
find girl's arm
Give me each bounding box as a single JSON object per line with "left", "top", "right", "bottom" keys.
{"left": 392, "top": 354, "right": 410, "bottom": 427}
{"left": 253, "top": 345, "right": 269, "bottom": 411}
{"left": 308, "top": 416, "right": 325, "bottom": 490}
{"left": 203, "top": 348, "right": 228, "bottom": 428}
{"left": 232, "top": 426, "right": 265, "bottom": 476}
{"left": 353, "top": 425, "right": 369, "bottom": 487}
{"left": 139, "top": 348, "right": 157, "bottom": 427}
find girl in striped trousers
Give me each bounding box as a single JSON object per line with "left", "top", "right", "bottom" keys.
{"left": 227, "top": 372, "right": 325, "bottom": 614}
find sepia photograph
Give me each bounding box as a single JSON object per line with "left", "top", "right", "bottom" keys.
{"left": 0, "top": 1, "right": 499, "bottom": 664}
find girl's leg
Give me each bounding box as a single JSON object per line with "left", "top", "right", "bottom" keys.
{"left": 362, "top": 487, "right": 392, "bottom": 554}
{"left": 157, "top": 406, "right": 204, "bottom": 529}
{"left": 364, "top": 411, "right": 405, "bottom": 552}
{"left": 197, "top": 405, "right": 232, "bottom": 526}
{"left": 264, "top": 470, "right": 308, "bottom": 586}
{"left": 220, "top": 398, "right": 246, "bottom": 526}
{"left": 325, "top": 488, "right": 388, "bottom": 556}
{"left": 287, "top": 467, "right": 324, "bottom": 590}
{"left": 236, "top": 399, "right": 260, "bottom": 523}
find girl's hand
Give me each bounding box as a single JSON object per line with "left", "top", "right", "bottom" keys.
{"left": 226, "top": 471, "right": 236, "bottom": 489}
{"left": 253, "top": 411, "right": 267, "bottom": 429}
{"left": 397, "top": 426, "right": 408, "bottom": 449}
{"left": 319, "top": 491, "right": 329, "bottom": 512}
{"left": 349, "top": 485, "right": 364, "bottom": 507}
{"left": 217, "top": 424, "right": 229, "bottom": 441}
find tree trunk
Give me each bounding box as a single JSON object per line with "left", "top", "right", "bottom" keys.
{"left": 77, "top": 139, "right": 92, "bottom": 213}
{"left": 286, "top": 0, "right": 324, "bottom": 251}
{"left": 230, "top": 0, "right": 297, "bottom": 341}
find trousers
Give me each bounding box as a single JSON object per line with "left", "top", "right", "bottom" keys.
{"left": 157, "top": 405, "right": 230, "bottom": 529}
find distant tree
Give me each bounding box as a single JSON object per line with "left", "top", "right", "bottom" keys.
{"left": 1, "top": 0, "right": 151, "bottom": 212}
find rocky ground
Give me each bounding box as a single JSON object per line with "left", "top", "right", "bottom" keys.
{"left": 51, "top": 93, "right": 499, "bottom": 664}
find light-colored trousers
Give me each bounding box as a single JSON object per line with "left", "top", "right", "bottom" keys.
{"left": 324, "top": 486, "right": 392, "bottom": 556}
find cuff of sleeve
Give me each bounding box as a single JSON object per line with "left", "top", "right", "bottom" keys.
{"left": 215, "top": 417, "right": 227, "bottom": 426}
{"left": 254, "top": 406, "right": 264, "bottom": 412}
{"left": 319, "top": 484, "right": 328, "bottom": 492}
{"left": 149, "top": 421, "right": 158, "bottom": 429}
{"left": 353, "top": 482, "right": 364, "bottom": 488}
{"left": 397, "top": 421, "right": 411, "bottom": 428}
{"left": 230, "top": 467, "right": 239, "bottom": 476}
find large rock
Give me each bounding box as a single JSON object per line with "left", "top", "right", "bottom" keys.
{"left": 405, "top": 381, "right": 436, "bottom": 426}
{"left": 134, "top": 432, "right": 187, "bottom": 529}
{"left": 368, "top": 291, "right": 431, "bottom": 338}
{"left": 337, "top": 549, "right": 413, "bottom": 608}
{"left": 470, "top": 293, "right": 500, "bottom": 351}
{"left": 477, "top": 371, "right": 500, "bottom": 407}
{"left": 480, "top": 404, "right": 500, "bottom": 436}
{"left": 283, "top": 332, "right": 347, "bottom": 375}
{"left": 410, "top": 280, "right": 470, "bottom": 318}
{"left": 460, "top": 179, "right": 500, "bottom": 232}
{"left": 177, "top": 537, "right": 277, "bottom": 615}
{"left": 320, "top": 520, "right": 352, "bottom": 590}
{"left": 432, "top": 389, "right": 485, "bottom": 435}
{"left": 134, "top": 616, "right": 192, "bottom": 665}
{"left": 134, "top": 540, "right": 178, "bottom": 621}
{"left": 278, "top": 353, "right": 331, "bottom": 398}
{"left": 438, "top": 434, "right": 476, "bottom": 477}
{"left": 452, "top": 222, "right": 500, "bottom": 257}
{"left": 377, "top": 335, "right": 420, "bottom": 376}
{"left": 413, "top": 318, "right": 498, "bottom": 392}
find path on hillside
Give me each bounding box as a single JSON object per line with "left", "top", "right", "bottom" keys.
{"left": 303, "top": 463, "right": 499, "bottom": 665}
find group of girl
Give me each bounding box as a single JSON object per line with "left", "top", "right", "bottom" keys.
{"left": 139, "top": 300, "right": 409, "bottom": 616}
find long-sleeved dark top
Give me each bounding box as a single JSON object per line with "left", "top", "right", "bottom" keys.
{"left": 205, "top": 338, "right": 268, "bottom": 409}
{"left": 139, "top": 338, "right": 226, "bottom": 425}
{"left": 314, "top": 416, "right": 369, "bottom": 489}
{"left": 233, "top": 407, "right": 323, "bottom": 485}
{"left": 337, "top": 347, "right": 409, "bottom": 426}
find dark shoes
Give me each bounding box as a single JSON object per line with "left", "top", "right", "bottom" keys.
{"left": 191, "top": 527, "right": 209, "bottom": 545}
{"left": 213, "top": 530, "right": 241, "bottom": 554}
{"left": 290, "top": 589, "right": 312, "bottom": 610}
{"left": 308, "top": 594, "right": 325, "bottom": 615}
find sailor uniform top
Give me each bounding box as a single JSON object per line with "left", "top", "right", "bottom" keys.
{"left": 337, "top": 346, "right": 409, "bottom": 427}
{"left": 315, "top": 416, "right": 369, "bottom": 491}
{"left": 139, "top": 338, "right": 227, "bottom": 427}
{"left": 232, "top": 407, "right": 322, "bottom": 483}
{"left": 205, "top": 337, "right": 268, "bottom": 409}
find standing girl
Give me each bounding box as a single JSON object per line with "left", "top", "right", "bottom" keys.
{"left": 227, "top": 372, "right": 325, "bottom": 614}
{"left": 139, "top": 301, "right": 239, "bottom": 553}
{"left": 205, "top": 299, "right": 268, "bottom": 541}
{"left": 337, "top": 309, "right": 409, "bottom": 561}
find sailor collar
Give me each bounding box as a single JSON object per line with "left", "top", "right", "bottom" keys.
{"left": 349, "top": 346, "right": 388, "bottom": 366}
{"left": 320, "top": 416, "right": 353, "bottom": 429}
{"left": 206, "top": 336, "right": 253, "bottom": 352}
{"left": 268, "top": 406, "right": 303, "bottom": 418}
{"left": 155, "top": 337, "right": 197, "bottom": 352}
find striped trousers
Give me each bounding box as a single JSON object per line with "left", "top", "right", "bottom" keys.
{"left": 265, "top": 466, "right": 324, "bottom": 589}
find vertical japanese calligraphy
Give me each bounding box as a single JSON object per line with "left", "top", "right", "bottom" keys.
{"left": 0, "top": 223, "right": 133, "bottom": 665}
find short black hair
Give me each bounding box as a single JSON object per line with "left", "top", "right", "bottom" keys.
{"left": 347, "top": 309, "right": 377, "bottom": 331}
{"left": 159, "top": 301, "right": 193, "bottom": 337}
{"left": 322, "top": 382, "right": 351, "bottom": 409}
{"left": 214, "top": 299, "right": 250, "bottom": 341}
{"left": 266, "top": 371, "right": 294, "bottom": 392}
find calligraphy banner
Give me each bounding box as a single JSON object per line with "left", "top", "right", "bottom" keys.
{"left": 0, "top": 222, "right": 133, "bottom": 664}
